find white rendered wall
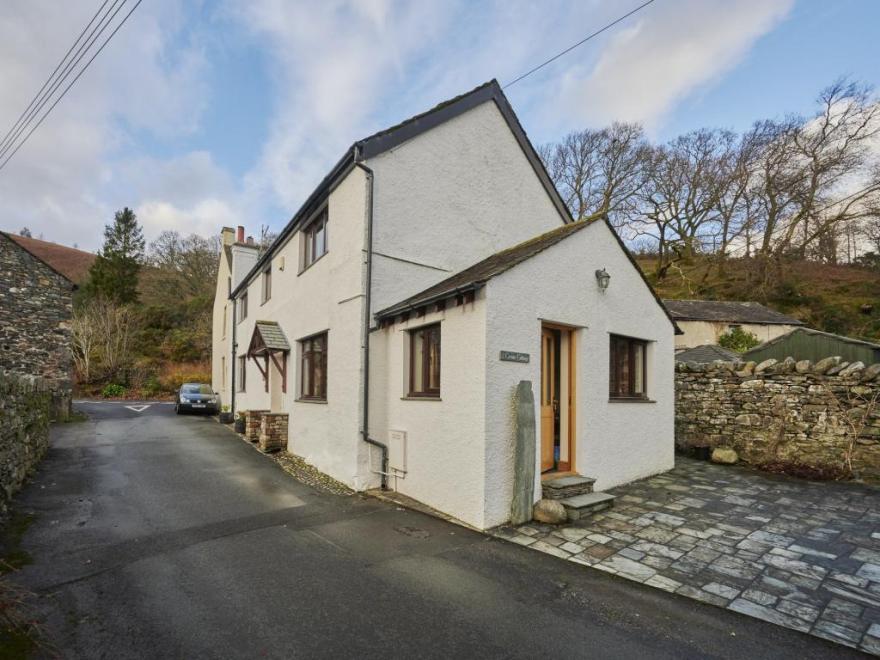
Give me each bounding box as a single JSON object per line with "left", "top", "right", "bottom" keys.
{"left": 211, "top": 246, "right": 232, "bottom": 409}
{"left": 367, "top": 100, "right": 566, "bottom": 315}
{"left": 674, "top": 320, "right": 800, "bottom": 349}
{"left": 483, "top": 221, "right": 676, "bottom": 528}
{"left": 369, "top": 298, "right": 488, "bottom": 528}
{"left": 232, "top": 167, "right": 368, "bottom": 488}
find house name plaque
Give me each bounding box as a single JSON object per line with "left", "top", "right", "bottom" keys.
{"left": 500, "top": 351, "right": 530, "bottom": 363}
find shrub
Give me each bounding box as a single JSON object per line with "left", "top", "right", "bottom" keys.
{"left": 718, "top": 326, "right": 760, "bottom": 352}
{"left": 101, "top": 383, "right": 126, "bottom": 398}
{"left": 156, "top": 362, "right": 211, "bottom": 392}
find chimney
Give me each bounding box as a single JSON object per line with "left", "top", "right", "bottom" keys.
{"left": 246, "top": 236, "right": 254, "bottom": 245}
{"left": 220, "top": 227, "right": 235, "bottom": 246}
{"left": 236, "top": 226, "right": 245, "bottom": 243}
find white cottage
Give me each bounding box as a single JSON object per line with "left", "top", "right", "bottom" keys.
{"left": 212, "top": 80, "right": 678, "bottom": 530}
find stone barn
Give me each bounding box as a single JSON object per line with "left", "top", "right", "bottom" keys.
{"left": 0, "top": 231, "right": 78, "bottom": 418}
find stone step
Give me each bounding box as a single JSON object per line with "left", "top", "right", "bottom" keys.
{"left": 559, "top": 492, "right": 615, "bottom": 521}
{"left": 542, "top": 475, "right": 595, "bottom": 500}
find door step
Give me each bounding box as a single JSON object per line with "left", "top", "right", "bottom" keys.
{"left": 559, "top": 492, "right": 616, "bottom": 521}
{"left": 542, "top": 475, "right": 596, "bottom": 500}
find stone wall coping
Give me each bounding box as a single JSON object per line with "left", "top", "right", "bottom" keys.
{"left": 675, "top": 357, "right": 880, "bottom": 381}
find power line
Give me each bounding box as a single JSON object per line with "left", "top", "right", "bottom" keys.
{"left": 0, "top": 0, "right": 111, "bottom": 156}
{"left": 0, "top": 0, "right": 128, "bottom": 163}
{"left": 504, "top": 0, "right": 656, "bottom": 89}
{"left": 0, "top": 0, "right": 143, "bottom": 173}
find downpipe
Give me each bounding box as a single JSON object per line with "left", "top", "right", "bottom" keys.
{"left": 355, "top": 157, "right": 389, "bottom": 489}
{"left": 231, "top": 297, "right": 237, "bottom": 414}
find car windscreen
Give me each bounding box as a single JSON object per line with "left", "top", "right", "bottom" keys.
{"left": 182, "top": 384, "right": 213, "bottom": 394}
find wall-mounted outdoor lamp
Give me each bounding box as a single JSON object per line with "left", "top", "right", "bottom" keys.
{"left": 595, "top": 268, "right": 610, "bottom": 293}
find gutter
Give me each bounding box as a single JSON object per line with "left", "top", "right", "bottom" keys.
{"left": 354, "top": 156, "right": 388, "bottom": 490}
{"left": 231, "top": 297, "right": 237, "bottom": 414}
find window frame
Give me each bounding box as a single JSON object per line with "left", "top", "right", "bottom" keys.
{"left": 609, "top": 334, "right": 648, "bottom": 401}
{"left": 301, "top": 208, "right": 328, "bottom": 272}
{"left": 239, "top": 291, "right": 248, "bottom": 323}
{"left": 299, "top": 332, "right": 328, "bottom": 402}
{"left": 408, "top": 323, "right": 441, "bottom": 398}
{"left": 261, "top": 266, "right": 272, "bottom": 304}
{"left": 237, "top": 355, "right": 247, "bottom": 392}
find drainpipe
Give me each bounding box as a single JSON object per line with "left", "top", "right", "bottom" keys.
{"left": 230, "top": 297, "right": 237, "bottom": 415}
{"left": 354, "top": 156, "right": 388, "bottom": 489}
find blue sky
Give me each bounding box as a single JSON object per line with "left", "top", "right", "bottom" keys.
{"left": 0, "top": 0, "right": 878, "bottom": 251}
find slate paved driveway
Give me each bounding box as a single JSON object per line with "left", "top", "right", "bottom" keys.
{"left": 495, "top": 457, "right": 880, "bottom": 654}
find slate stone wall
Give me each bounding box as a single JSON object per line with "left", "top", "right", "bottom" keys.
{"left": 675, "top": 357, "right": 880, "bottom": 480}
{"left": 0, "top": 370, "right": 51, "bottom": 514}
{"left": 0, "top": 233, "right": 74, "bottom": 417}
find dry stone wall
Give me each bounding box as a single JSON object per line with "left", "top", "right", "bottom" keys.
{"left": 675, "top": 356, "right": 880, "bottom": 480}
{"left": 0, "top": 370, "right": 51, "bottom": 514}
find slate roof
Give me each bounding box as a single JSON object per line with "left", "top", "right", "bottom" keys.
{"left": 3, "top": 232, "right": 95, "bottom": 285}
{"left": 230, "top": 79, "right": 570, "bottom": 299}
{"left": 253, "top": 321, "right": 290, "bottom": 352}
{"left": 745, "top": 327, "right": 880, "bottom": 353}
{"left": 662, "top": 299, "right": 803, "bottom": 325}
{"left": 376, "top": 221, "right": 593, "bottom": 319}
{"left": 675, "top": 344, "right": 741, "bottom": 363}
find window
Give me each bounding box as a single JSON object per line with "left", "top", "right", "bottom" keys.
{"left": 302, "top": 209, "right": 328, "bottom": 269}
{"left": 237, "top": 355, "right": 247, "bottom": 392}
{"left": 262, "top": 267, "right": 272, "bottom": 303}
{"left": 222, "top": 305, "right": 227, "bottom": 338}
{"left": 609, "top": 335, "right": 647, "bottom": 399}
{"left": 300, "top": 332, "right": 327, "bottom": 400}
{"left": 239, "top": 291, "right": 248, "bottom": 322}
{"left": 409, "top": 323, "right": 441, "bottom": 397}
{"left": 221, "top": 356, "right": 226, "bottom": 388}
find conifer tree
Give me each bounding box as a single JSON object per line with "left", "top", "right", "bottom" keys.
{"left": 85, "top": 207, "right": 145, "bottom": 304}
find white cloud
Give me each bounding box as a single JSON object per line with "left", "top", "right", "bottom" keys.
{"left": 558, "top": 0, "right": 794, "bottom": 130}
{"left": 0, "top": 0, "right": 215, "bottom": 250}
{"left": 0, "top": 0, "right": 795, "bottom": 252}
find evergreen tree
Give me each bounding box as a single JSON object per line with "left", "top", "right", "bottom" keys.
{"left": 85, "top": 207, "right": 145, "bottom": 304}
{"left": 19, "top": 227, "right": 32, "bottom": 237}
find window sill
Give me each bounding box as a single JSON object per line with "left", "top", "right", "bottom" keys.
{"left": 297, "top": 251, "right": 328, "bottom": 276}
{"left": 401, "top": 396, "right": 442, "bottom": 401}
{"left": 296, "top": 397, "right": 328, "bottom": 404}
{"left": 608, "top": 397, "right": 656, "bottom": 404}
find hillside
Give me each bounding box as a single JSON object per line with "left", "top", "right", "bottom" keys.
{"left": 637, "top": 256, "right": 880, "bottom": 343}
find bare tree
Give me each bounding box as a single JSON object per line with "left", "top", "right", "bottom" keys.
{"left": 148, "top": 231, "right": 219, "bottom": 299}
{"left": 748, "top": 80, "right": 880, "bottom": 268}
{"left": 71, "top": 305, "right": 98, "bottom": 382}
{"left": 539, "top": 123, "right": 649, "bottom": 225}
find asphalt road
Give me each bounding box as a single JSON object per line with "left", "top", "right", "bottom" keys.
{"left": 5, "top": 401, "right": 860, "bottom": 659}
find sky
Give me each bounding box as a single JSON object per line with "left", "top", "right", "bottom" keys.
{"left": 0, "top": 0, "right": 878, "bottom": 252}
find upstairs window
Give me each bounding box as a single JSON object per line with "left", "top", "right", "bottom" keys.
{"left": 609, "top": 334, "right": 647, "bottom": 400}
{"left": 239, "top": 291, "right": 248, "bottom": 322}
{"left": 300, "top": 332, "right": 327, "bottom": 401}
{"left": 302, "top": 209, "right": 328, "bottom": 270}
{"left": 409, "top": 323, "right": 441, "bottom": 398}
{"left": 262, "top": 266, "right": 272, "bottom": 303}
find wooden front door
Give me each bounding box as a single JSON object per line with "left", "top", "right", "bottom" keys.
{"left": 540, "top": 328, "right": 557, "bottom": 472}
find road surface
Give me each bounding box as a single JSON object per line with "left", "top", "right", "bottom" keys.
{"left": 5, "top": 401, "right": 857, "bottom": 658}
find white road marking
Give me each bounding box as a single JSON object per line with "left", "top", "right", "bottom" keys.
{"left": 124, "top": 405, "right": 151, "bottom": 413}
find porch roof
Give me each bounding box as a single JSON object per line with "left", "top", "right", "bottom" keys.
{"left": 248, "top": 321, "right": 290, "bottom": 355}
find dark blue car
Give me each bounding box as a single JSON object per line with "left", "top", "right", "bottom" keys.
{"left": 175, "top": 383, "right": 219, "bottom": 415}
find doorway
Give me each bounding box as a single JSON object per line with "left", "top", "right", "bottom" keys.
{"left": 540, "top": 324, "right": 575, "bottom": 473}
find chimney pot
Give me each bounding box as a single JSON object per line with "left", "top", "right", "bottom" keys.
{"left": 246, "top": 236, "right": 254, "bottom": 245}
{"left": 236, "top": 226, "right": 245, "bottom": 242}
